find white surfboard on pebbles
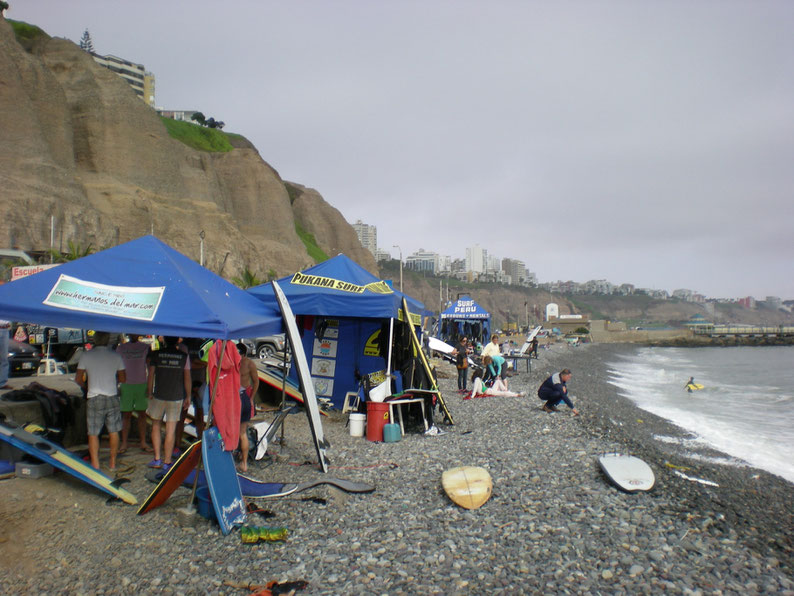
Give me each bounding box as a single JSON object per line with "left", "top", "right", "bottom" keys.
{"left": 598, "top": 453, "right": 655, "bottom": 492}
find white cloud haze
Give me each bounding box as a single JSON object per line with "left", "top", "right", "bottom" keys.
{"left": 11, "top": 0, "right": 794, "bottom": 298}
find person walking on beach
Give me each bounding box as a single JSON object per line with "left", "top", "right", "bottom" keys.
{"left": 452, "top": 337, "right": 470, "bottom": 393}
{"left": 116, "top": 334, "right": 151, "bottom": 453}
{"left": 146, "top": 336, "right": 191, "bottom": 469}
{"left": 236, "top": 342, "right": 259, "bottom": 472}
{"left": 538, "top": 368, "right": 579, "bottom": 415}
{"left": 75, "top": 332, "right": 126, "bottom": 471}
{"left": 530, "top": 337, "right": 539, "bottom": 359}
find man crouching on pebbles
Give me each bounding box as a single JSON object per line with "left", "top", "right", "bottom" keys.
{"left": 538, "top": 368, "right": 579, "bottom": 415}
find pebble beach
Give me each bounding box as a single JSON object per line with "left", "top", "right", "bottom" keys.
{"left": 1, "top": 342, "right": 793, "bottom": 595}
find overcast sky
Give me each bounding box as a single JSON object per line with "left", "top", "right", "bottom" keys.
{"left": 11, "top": 1, "right": 794, "bottom": 299}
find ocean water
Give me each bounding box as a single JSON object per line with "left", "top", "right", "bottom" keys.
{"left": 605, "top": 346, "right": 794, "bottom": 484}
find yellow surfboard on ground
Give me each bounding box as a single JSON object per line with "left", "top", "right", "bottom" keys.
{"left": 442, "top": 466, "right": 492, "bottom": 510}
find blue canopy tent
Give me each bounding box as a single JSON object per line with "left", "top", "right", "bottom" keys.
{"left": 247, "top": 254, "right": 426, "bottom": 408}
{"left": 440, "top": 296, "right": 491, "bottom": 346}
{"left": 0, "top": 235, "right": 283, "bottom": 339}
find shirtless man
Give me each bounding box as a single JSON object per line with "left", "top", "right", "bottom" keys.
{"left": 236, "top": 343, "right": 259, "bottom": 472}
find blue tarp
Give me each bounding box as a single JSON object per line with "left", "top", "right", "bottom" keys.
{"left": 0, "top": 236, "right": 282, "bottom": 339}
{"left": 247, "top": 255, "right": 426, "bottom": 408}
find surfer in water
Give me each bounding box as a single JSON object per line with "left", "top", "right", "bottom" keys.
{"left": 685, "top": 377, "right": 695, "bottom": 393}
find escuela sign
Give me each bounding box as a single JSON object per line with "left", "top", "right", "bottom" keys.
{"left": 11, "top": 264, "right": 59, "bottom": 281}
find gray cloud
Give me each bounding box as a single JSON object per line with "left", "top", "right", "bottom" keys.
{"left": 14, "top": 0, "right": 794, "bottom": 298}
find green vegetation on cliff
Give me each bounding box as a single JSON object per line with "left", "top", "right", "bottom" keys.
{"left": 295, "top": 222, "right": 328, "bottom": 263}
{"left": 159, "top": 117, "right": 235, "bottom": 152}
{"left": 8, "top": 19, "right": 49, "bottom": 50}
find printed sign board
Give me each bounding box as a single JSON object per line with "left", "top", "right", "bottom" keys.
{"left": 43, "top": 274, "right": 164, "bottom": 321}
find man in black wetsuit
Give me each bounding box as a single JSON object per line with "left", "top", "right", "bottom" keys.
{"left": 537, "top": 368, "right": 579, "bottom": 415}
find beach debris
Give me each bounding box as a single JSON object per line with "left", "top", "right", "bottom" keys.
{"left": 673, "top": 470, "right": 719, "bottom": 487}
{"left": 664, "top": 461, "right": 693, "bottom": 472}
{"left": 222, "top": 579, "right": 308, "bottom": 594}
{"left": 240, "top": 525, "right": 289, "bottom": 543}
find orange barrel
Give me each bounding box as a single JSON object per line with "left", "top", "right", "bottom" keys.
{"left": 366, "top": 401, "right": 391, "bottom": 442}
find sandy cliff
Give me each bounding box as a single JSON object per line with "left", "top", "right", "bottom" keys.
{"left": 0, "top": 19, "right": 375, "bottom": 278}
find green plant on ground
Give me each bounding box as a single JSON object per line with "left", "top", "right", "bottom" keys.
{"left": 294, "top": 222, "right": 328, "bottom": 263}
{"left": 159, "top": 117, "right": 234, "bottom": 152}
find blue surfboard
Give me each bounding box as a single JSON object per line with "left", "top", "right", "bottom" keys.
{"left": 0, "top": 419, "right": 137, "bottom": 504}
{"left": 201, "top": 427, "right": 246, "bottom": 534}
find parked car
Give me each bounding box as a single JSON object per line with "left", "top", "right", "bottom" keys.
{"left": 242, "top": 334, "right": 287, "bottom": 359}
{"left": 8, "top": 339, "right": 43, "bottom": 376}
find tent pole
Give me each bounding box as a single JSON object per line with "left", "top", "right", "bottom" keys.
{"left": 279, "top": 339, "right": 288, "bottom": 451}
{"left": 386, "top": 317, "right": 394, "bottom": 386}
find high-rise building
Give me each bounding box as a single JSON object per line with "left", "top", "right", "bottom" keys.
{"left": 406, "top": 249, "right": 438, "bottom": 273}
{"left": 465, "top": 244, "right": 487, "bottom": 274}
{"left": 352, "top": 220, "right": 377, "bottom": 257}
{"left": 91, "top": 53, "right": 156, "bottom": 107}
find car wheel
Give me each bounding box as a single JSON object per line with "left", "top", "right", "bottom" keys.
{"left": 257, "top": 344, "right": 275, "bottom": 359}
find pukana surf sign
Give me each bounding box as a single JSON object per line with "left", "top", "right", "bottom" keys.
{"left": 291, "top": 272, "right": 393, "bottom": 294}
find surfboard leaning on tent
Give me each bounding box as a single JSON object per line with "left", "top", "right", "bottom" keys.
{"left": 401, "top": 297, "right": 454, "bottom": 426}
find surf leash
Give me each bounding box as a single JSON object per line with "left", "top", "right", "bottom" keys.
{"left": 285, "top": 460, "right": 399, "bottom": 470}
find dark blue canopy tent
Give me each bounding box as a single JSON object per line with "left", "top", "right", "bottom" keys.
{"left": 0, "top": 235, "right": 283, "bottom": 339}
{"left": 247, "top": 255, "right": 427, "bottom": 408}
{"left": 440, "top": 296, "right": 491, "bottom": 345}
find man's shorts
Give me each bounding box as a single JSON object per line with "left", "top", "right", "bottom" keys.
{"left": 240, "top": 388, "right": 253, "bottom": 423}
{"left": 86, "top": 394, "right": 122, "bottom": 436}
{"left": 120, "top": 383, "right": 147, "bottom": 412}
{"left": 147, "top": 398, "right": 183, "bottom": 423}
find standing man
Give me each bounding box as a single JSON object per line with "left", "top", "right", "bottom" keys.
{"left": 236, "top": 342, "right": 259, "bottom": 472}
{"left": 146, "top": 336, "right": 191, "bottom": 469}
{"left": 530, "top": 337, "right": 539, "bottom": 359}
{"left": 537, "top": 368, "right": 579, "bottom": 415}
{"left": 481, "top": 334, "right": 501, "bottom": 359}
{"left": 75, "top": 332, "right": 126, "bottom": 471}
{"left": 452, "top": 336, "right": 469, "bottom": 393}
{"left": 0, "top": 318, "right": 11, "bottom": 390}
{"left": 116, "top": 334, "right": 151, "bottom": 453}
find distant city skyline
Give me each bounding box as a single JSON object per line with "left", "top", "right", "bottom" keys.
{"left": 354, "top": 220, "right": 781, "bottom": 301}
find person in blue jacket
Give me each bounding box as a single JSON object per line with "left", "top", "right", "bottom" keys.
{"left": 482, "top": 354, "right": 507, "bottom": 387}
{"left": 537, "top": 368, "right": 579, "bottom": 415}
